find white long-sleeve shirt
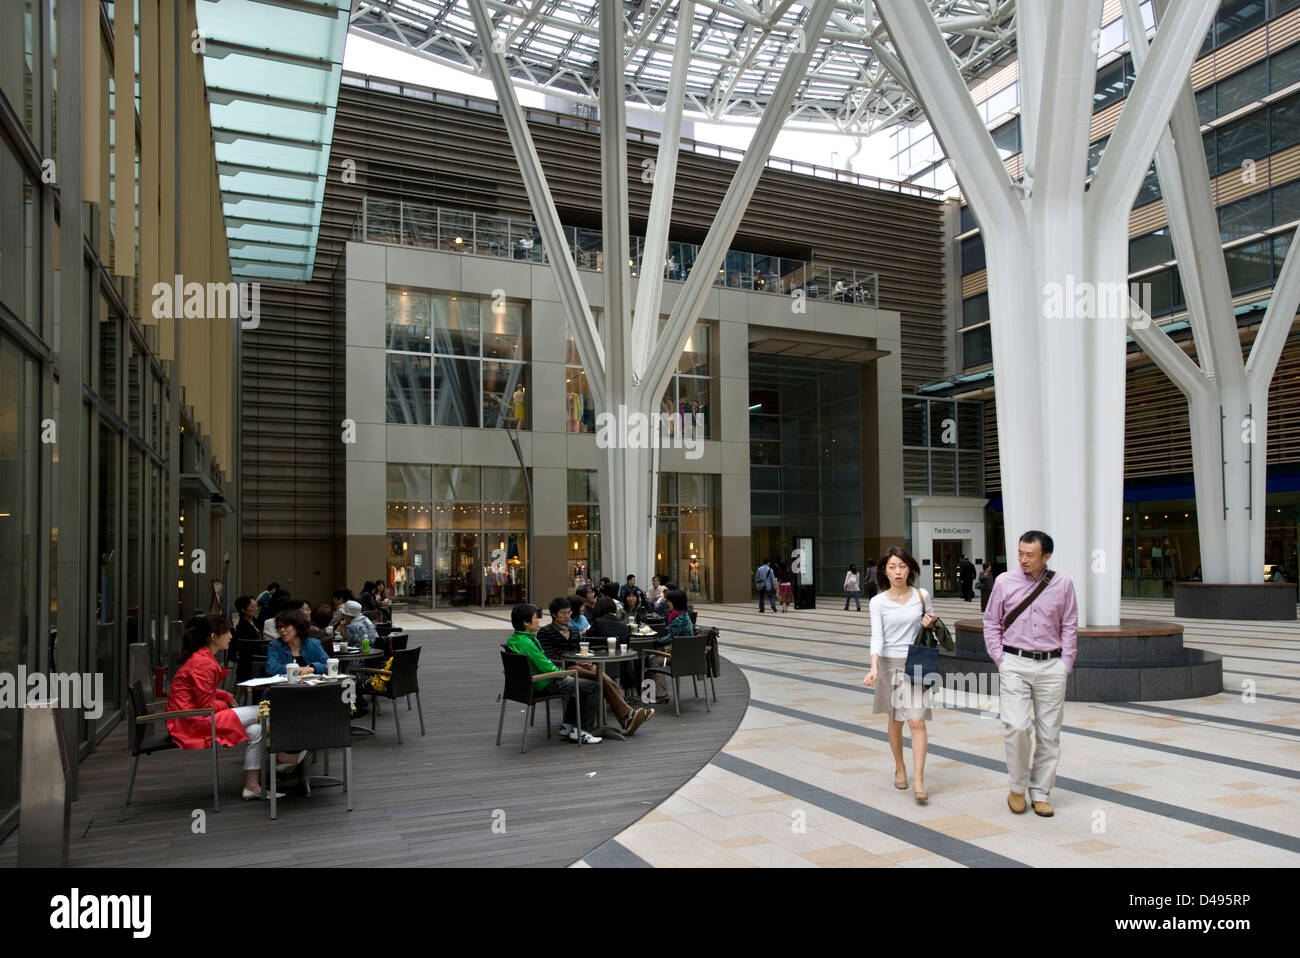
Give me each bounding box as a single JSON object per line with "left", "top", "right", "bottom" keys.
{"left": 869, "top": 587, "right": 933, "bottom": 658}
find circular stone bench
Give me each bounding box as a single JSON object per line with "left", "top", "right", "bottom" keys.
{"left": 1173, "top": 582, "right": 1297, "bottom": 620}
{"left": 941, "top": 619, "right": 1222, "bottom": 702}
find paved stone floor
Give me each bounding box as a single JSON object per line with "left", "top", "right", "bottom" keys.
{"left": 571, "top": 596, "right": 1300, "bottom": 868}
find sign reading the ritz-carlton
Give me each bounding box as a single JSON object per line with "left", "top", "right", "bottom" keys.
{"left": 933, "top": 526, "right": 972, "bottom": 536}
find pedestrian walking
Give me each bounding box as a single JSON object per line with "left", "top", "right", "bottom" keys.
{"left": 843, "top": 564, "right": 861, "bottom": 611}
{"left": 978, "top": 561, "right": 993, "bottom": 612}
{"left": 777, "top": 561, "right": 795, "bottom": 612}
{"left": 863, "top": 546, "right": 937, "bottom": 803}
{"left": 959, "top": 554, "right": 976, "bottom": 602}
{"left": 755, "top": 558, "right": 778, "bottom": 613}
{"left": 982, "top": 531, "right": 1078, "bottom": 818}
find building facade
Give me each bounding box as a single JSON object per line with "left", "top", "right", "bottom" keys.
{"left": 1, "top": 0, "right": 241, "bottom": 840}
{"left": 245, "top": 75, "right": 950, "bottom": 607}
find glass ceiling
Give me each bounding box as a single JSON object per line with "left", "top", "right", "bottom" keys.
{"left": 195, "top": 0, "right": 351, "bottom": 281}
{"left": 348, "top": 0, "right": 1017, "bottom": 132}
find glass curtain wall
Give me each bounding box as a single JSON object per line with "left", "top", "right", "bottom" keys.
{"left": 566, "top": 317, "right": 713, "bottom": 438}
{"left": 0, "top": 337, "right": 37, "bottom": 833}
{"left": 385, "top": 289, "right": 529, "bottom": 428}
{"left": 749, "top": 354, "right": 862, "bottom": 588}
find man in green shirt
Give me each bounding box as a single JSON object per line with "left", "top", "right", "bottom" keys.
{"left": 507, "top": 603, "right": 603, "bottom": 744}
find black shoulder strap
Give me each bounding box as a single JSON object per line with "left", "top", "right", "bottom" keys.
{"left": 1002, "top": 570, "right": 1055, "bottom": 632}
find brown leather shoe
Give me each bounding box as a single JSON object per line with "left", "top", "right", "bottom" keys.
{"left": 1007, "top": 791, "right": 1027, "bottom": 814}
{"left": 1032, "top": 800, "right": 1054, "bottom": 817}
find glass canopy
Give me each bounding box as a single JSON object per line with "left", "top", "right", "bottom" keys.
{"left": 195, "top": 0, "right": 351, "bottom": 281}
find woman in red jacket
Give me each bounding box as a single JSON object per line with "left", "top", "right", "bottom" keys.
{"left": 167, "top": 614, "right": 287, "bottom": 800}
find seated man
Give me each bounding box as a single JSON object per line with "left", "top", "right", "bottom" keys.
{"left": 619, "top": 574, "right": 645, "bottom": 606}
{"left": 507, "top": 603, "right": 602, "bottom": 744}
{"left": 536, "top": 596, "right": 581, "bottom": 660}
{"left": 339, "top": 600, "right": 378, "bottom": 649}
{"left": 537, "top": 597, "right": 654, "bottom": 736}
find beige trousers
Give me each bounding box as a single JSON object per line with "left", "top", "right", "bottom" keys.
{"left": 997, "top": 653, "right": 1067, "bottom": 802}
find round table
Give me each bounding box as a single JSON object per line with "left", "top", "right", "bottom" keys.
{"left": 562, "top": 649, "right": 641, "bottom": 740}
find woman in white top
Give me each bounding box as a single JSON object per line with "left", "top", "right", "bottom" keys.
{"left": 863, "top": 546, "right": 937, "bottom": 803}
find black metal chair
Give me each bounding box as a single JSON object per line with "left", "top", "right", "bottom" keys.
{"left": 264, "top": 684, "right": 354, "bottom": 820}
{"left": 350, "top": 646, "right": 425, "bottom": 743}
{"left": 703, "top": 626, "right": 722, "bottom": 697}
{"left": 122, "top": 680, "right": 224, "bottom": 812}
{"left": 644, "top": 632, "right": 712, "bottom": 716}
{"left": 497, "top": 650, "right": 580, "bottom": 753}
{"left": 233, "top": 638, "right": 268, "bottom": 684}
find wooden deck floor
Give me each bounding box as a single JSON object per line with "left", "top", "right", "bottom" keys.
{"left": 0, "top": 628, "right": 748, "bottom": 868}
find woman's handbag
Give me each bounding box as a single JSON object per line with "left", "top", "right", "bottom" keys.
{"left": 905, "top": 610, "right": 952, "bottom": 688}
{"left": 903, "top": 636, "right": 939, "bottom": 689}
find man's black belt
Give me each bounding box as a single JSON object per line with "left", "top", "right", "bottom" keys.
{"left": 1002, "top": 645, "right": 1061, "bottom": 661}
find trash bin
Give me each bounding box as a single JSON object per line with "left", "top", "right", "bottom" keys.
{"left": 796, "top": 584, "right": 816, "bottom": 609}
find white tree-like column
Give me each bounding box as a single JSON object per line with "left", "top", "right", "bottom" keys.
{"left": 469, "top": 0, "right": 835, "bottom": 582}
{"left": 873, "top": 0, "right": 1218, "bottom": 626}
{"left": 1122, "top": 0, "right": 1300, "bottom": 585}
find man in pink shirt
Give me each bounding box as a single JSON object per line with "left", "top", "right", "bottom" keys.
{"left": 982, "top": 530, "right": 1078, "bottom": 818}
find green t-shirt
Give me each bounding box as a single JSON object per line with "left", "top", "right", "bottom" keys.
{"left": 506, "top": 630, "right": 562, "bottom": 690}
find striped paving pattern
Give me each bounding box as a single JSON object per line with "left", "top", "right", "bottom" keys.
{"left": 580, "top": 597, "right": 1300, "bottom": 868}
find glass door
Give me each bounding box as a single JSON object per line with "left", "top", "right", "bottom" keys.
{"left": 435, "top": 532, "right": 481, "bottom": 607}
{"left": 932, "top": 541, "right": 961, "bottom": 595}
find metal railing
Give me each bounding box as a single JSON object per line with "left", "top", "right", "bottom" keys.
{"left": 354, "top": 197, "right": 880, "bottom": 308}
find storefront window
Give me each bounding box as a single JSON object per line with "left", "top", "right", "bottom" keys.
{"left": 657, "top": 472, "right": 716, "bottom": 602}
{"left": 567, "top": 469, "right": 600, "bottom": 586}
{"left": 388, "top": 464, "right": 528, "bottom": 606}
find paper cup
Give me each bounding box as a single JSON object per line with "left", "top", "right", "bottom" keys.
{"left": 619, "top": 644, "right": 628, "bottom": 655}
{"left": 607, "top": 638, "right": 617, "bottom": 654}
{"left": 326, "top": 658, "right": 339, "bottom": 677}
{"left": 285, "top": 664, "right": 298, "bottom": 684}
{"left": 579, "top": 642, "right": 589, "bottom": 655}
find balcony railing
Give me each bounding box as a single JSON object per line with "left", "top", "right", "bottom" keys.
{"left": 354, "top": 197, "right": 880, "bottom": 309}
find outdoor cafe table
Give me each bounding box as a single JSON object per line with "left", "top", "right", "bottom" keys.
{"left": 561, "top": 649, "right": 640, "bottom": 740}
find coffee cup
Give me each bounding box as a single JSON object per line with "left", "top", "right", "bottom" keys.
{"left": 607, "top": 638, "right": 616, "bottom": 654}
{"left": 579, "top": 641, "right": 589, "bottom": 655}
{"left": 285, "top": 664, "right": 298, "bottom": 684}
{"left": 326, "top": 658, "right": 340, "bottom": 677}
{"left": 333, "top": 641, "right": 345, "bottom": 653}
{"left": 619, "top": 644, "right": 628, "bottom": 655}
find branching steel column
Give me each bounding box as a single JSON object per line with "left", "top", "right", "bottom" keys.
{"left": 876, "top": 0, "right": 1048, "bottom": 612}
{"left": 631, "top": 0, "right": 694, "bottom": 382}
{"left": 468, "top": 0, "right": 606, "bottom": 410}
{"left": 642, "top": 0, "right": 837, "bottom": 405}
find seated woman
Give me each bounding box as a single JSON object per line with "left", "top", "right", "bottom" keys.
{"left": 647, "top": 589, "right": 694, "bottom": 702}
{"left": 621, "top": 590, "right": 647, "bottom": 626}
{"left": 233, "top": 595, "right": 262, "bottom": 644}
{"left": 586, "top": 596, "right": 631, "bottom": 644}
{"left": 307, "top": 603, "right": 333, "bottom": 642}
{"left": 167, "top": 614, "right": 298, "bottom": 800}
{"left": 267, "top": 608, "right": 330, "bottom": 678}
{"left": 569, "top": 594, "right": 591, "bottom": 635}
